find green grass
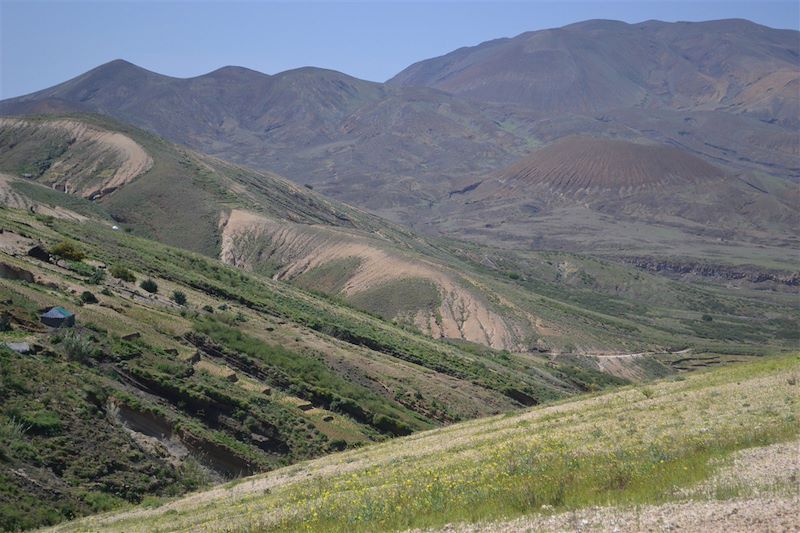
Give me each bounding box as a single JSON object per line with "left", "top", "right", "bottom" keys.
{"left": 49, "top": 354, "right": 798, "bottom": 532}
{"left": 348, "top": 277, "right": 440, "bottom": 320}
{"left": 292, "top": 257, "right": 362, "bottom": 295}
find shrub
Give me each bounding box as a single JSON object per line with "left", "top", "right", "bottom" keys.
{"left": 50, "top": 240, "right": 85, "bottom": 261}
{"left": 61, "top": 331, "right": 97, "bottom": 363}
{"left": 20, "top": 410, "right": 62, "bottom": 435}
{"left": 140, "top": 279, "right": 158, "bottom": 294}
{"left": 87, "top": 268, "right": 105, "bottom": 285}
{"left": 202, "top": 305, "right": 214, "bottom": 313}
{"left": 702, "top": 314, "right": 713, "bottom": 322}
{"left": 171, "top": 290, "right": 187, "bottom": 305}
{"left": 110, "top": 265, "right": 135, "bottom": 282}
{"left": 100, "top": 287, "right": 113, "bottom": 296}
{"left": 80, "top": 291, "right": 98, "bottom": 304}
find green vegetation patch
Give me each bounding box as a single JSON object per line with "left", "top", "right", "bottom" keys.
{"left": 348, "top": 277, "right": 441, "bottom": 321}
{"left": 292, "top": 257, "right": 362, "bottom": 295}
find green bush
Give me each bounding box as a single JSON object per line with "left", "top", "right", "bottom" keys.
{"left": 80, "top": 291, "right": 98, "bottom": 304}
{"left": 0, "top": 313, "right": 11, "bottom": 332}
{"left": 61, "top": 331, "right": 97, "bottom": 363}
{"left": 50, "top": 240, "right": 85, "bottom": 261}
{"left": 702, "top": 314, "right": 713, "bottom": 322}
{"left": 171, "top": 290, "right": 187, "bottom": 305}
{"left": 19, "top": 410, "right": 62, "bottom": 436}
{"left": 140, "top": 279, "right": 158, "bottom": 294}
{"left": 87, "top": 268, "right": 105, "bottom": 285}
{"left": 110, "top": 265, "right": 136, "bottom": 282}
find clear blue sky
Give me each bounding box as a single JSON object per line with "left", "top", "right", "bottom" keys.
{"left": 1, "top": 1, "right": 798, "bottom": 99}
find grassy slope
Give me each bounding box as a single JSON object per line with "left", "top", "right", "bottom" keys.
{"left": 46, "top": 354, "right": 799, "bottom": 532}
{"left": 0, "top": 207, "right": 625, "bottom": 531}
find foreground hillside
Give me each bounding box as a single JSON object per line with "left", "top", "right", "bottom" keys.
{"left": 2, "top": 205, "right": 640, "bottom": 531}
{"left": 46, "top": 354, "right": 799, "bottom": 532}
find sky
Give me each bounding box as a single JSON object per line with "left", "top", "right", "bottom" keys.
{"left": 1, "top": 0, "right": 798, "bottom": 99}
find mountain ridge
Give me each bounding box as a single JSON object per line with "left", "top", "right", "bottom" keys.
{"left": 1, "top": 18, "right": 796, "bottom": 267}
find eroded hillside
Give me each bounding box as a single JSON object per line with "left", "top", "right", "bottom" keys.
{"left": 0, "top": 117, "right": 152, "bottom": 199}
{"left": 220, "top": 209, "right": 523, "bottom": 349}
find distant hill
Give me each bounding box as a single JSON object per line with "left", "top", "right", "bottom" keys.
{"left": 436, "top": 136, "right": 798, "bottom": 267}
{"left": 389, "top": 19, "right": 800, "bottom": 127}
{"left": 488, "top": 136, "right": 725, "bottom": 191}
{"left": 3, "top": 19, "right": 796, "bottom": 227}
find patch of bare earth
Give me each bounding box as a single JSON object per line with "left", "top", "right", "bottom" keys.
{"left": 687, "top": 439, "right": 800, "bottom": 498}
{"left": 0, "top": 118, "right": 153, "bottom": 199}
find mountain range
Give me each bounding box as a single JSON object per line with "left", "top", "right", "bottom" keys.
{"left": 2, "top": 20, "right": 797, "bottom": 255}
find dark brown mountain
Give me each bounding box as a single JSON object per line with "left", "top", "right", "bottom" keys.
{"left": 389, "top": 19, "right": 800, "bottom": 128}
{"left": 0, "top": 60, "right": 528, "bottom": 218}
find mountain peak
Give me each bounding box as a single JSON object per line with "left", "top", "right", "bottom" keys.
{"left": 203, "top": 65, "right": 270, "bottom": 80}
